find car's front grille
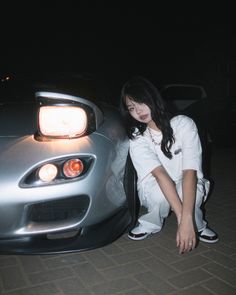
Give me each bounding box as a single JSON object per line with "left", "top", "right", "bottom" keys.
{"left": 27, "top": 195, "right": 90, "bottom": 222}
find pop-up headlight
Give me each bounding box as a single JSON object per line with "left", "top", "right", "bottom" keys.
{"left": 39, "top": 106, "right": 87, "bottom": 138}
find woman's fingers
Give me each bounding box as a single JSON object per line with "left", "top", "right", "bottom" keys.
{"left": 177, "top": 238, "right": 196, "bottom": 254}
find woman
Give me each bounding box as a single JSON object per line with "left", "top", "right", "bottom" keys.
{"left": 120, "top": 76, "right": 218, "bottom": 254}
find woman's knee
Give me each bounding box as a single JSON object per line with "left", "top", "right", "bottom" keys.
{"left": 148, "top": 192, "right": 170, "bottom": 209}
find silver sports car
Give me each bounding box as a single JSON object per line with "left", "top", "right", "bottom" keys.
{"left": 0, "top": 73, "right": 138, "bottom": 254}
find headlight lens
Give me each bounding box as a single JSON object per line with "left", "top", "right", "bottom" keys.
{"left": 39, "top": 106, "right": 87, "bottom": 138}
{"left": 38, "top": 164, "right": 58, "bottom": 182}
{"left": 63, "top": 159, "right": 84, "bottom": 178}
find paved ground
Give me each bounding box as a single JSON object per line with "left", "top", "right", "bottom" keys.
{"left": 0, "top": 147, "right": 235, "bottom": 295}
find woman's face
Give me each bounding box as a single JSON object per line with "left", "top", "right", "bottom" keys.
{"left": 125, "top": 96, "right": 153, "bottom": 124}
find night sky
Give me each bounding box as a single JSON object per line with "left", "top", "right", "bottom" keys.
{"left": 1, "top": 2, "right": 235, "bottom": 91}
{"left": 1, "top": 2, "right": 235, "bottom": 146}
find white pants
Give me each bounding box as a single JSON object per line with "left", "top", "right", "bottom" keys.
{"left": 137, "top": 175, "right": 209, "bottom": 233}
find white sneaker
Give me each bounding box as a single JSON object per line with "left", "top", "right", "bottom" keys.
{"left": 198, "top": 227, "right": 219, "bottom": 243}
{"left": 128, "top": 225, "right": 159, "bottom": 241}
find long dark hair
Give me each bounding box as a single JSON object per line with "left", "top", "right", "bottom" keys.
{"left": 120, "top": 76, "right": 174, "bottom": 159}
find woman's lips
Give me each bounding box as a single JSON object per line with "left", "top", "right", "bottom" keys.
{"left": 139, "top": 114, "right": 148, "bottom": 120}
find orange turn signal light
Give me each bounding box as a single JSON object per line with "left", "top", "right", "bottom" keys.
{"left": 63, "top": 159, "right": 84, "bottom": 178}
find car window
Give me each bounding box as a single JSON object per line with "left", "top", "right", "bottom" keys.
{"left": 161, "top": 85, "right": 206, "bottom": 111}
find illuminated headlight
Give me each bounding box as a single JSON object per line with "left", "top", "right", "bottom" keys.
{"left": 38, "top": 164, "right": 58, "bottom": 182}
{"left": 39, "top": 106, "right": 87, "bottom": 138}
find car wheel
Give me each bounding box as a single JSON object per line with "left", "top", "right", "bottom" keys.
{"left": 123, "top": 152, "right": 140, "bottom": 230}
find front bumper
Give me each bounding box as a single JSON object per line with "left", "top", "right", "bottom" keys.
{"left": 0, "top": 206, "right": 131, "bottom": 254}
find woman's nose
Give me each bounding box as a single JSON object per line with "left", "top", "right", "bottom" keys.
{"left": 136, "top": 106, "right": 142, "bottom": 114}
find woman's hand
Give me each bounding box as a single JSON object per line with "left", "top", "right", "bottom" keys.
{"left": 176, "top": 215, "right": 196, "bottom": 254}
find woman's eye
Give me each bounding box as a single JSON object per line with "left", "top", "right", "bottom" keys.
{"left": 128, "top": 108, "right": 134, "bottom": 112}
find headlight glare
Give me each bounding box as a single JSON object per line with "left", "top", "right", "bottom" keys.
{"left": 39, "top": 106, "right": 87, "bottom": 138}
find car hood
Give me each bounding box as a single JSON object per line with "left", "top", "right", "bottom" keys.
{"left": 0, "top": 102, "right": 38, "bottom": 136}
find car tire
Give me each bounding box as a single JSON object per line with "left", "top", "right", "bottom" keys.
{"left": 123, "top": 152, "right": 140, "bottom": 230}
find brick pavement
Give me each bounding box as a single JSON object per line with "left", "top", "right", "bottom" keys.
{"left": 0, "top": 147, "right": 235, "bottom": 295}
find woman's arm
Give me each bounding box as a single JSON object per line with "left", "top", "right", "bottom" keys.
{"left": 151, "top": 166, "right": 197, "bottom": 253}
{"left": 151, "top": 166, "right": 182, "bottom": 222}
{"left": 181, "top": 169, "right": 197, "bottom": 219}
{"left": 176, "top": 169, "right": 197, "bottom": 253}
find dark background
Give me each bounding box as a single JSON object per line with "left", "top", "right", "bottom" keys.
{"left": 1, "top": 2, "right": 236, "bottom": 145}
{"left": 1, "top": 3, "right": 235, "bottom": 84}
